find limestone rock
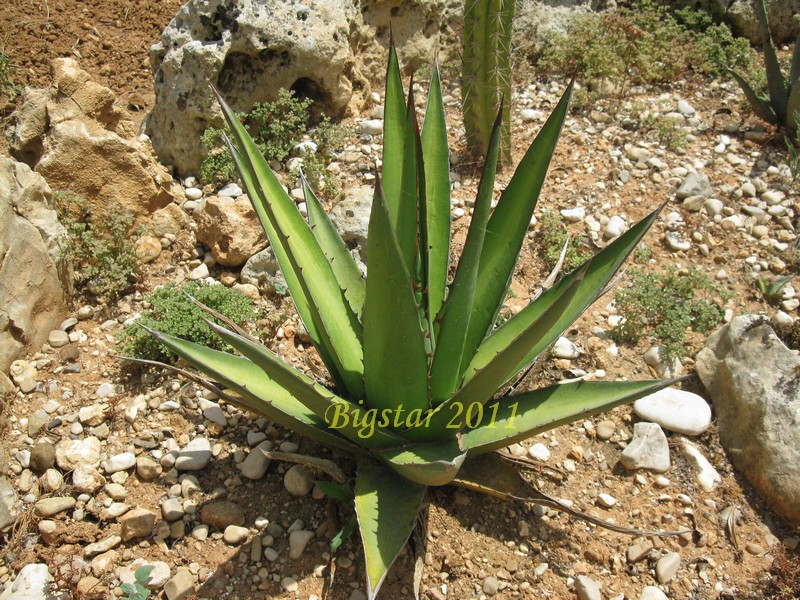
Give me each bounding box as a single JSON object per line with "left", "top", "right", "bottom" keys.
{"left": 0, "top": 563, "right": 54, "bottom": 600}
{"left": 706, "top": 0, "right": 800, "bottom": 44}
{"left": 195, "top": 195, "right": 268, "bottom": 266}
{"left": 7, "top": 58, "right": 180, "bottom": 224}
{"left": 0, "top": 477, "right": 19, "bottom": 531}
{"left": 633, "top": 388, "right": 711, "bottom": 436}
{"left": 240, "top": 246, "right": 286, "bottom": 295}
{"left": 620, "top": 422, "right": 671, "bottom": 473}
{"left": 56, "top": 436, "right": 102, "bottom": 471}
{"left": 696, "top": 315, "right": 800, "bottom": 525}
{"left": 0, "top": 157, "right": 69, "bottom": 373}
{"left": 329, "top": 185, "right": 373, "bottom": 262}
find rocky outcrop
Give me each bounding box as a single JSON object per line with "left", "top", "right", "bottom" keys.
{"left": 0, "top": 157, "right": 69, "bottom": 374}
{"left": 195, "top": 195, "right": 268, "bottom": 267}
{"left": 704, "top": 0, "right": 800, "bottom": 44}
{"left": 145, "top": 0, "right": 460, "bottom": 177}
{"left": 6, "top": 58, "right": 181, "bottom": 223}
{"left": 696, "top": 315, "right": 800, "bottom": 526}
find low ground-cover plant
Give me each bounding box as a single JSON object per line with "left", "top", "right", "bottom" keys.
{"left": 538, "top": 210, "right": 590, "bottom": 271}
{"left": 610, "top": 267, "right": 731, "bottom": 360}
{"left": 55, "top": 191, "right": 141, "bottom": 303}
{"left": 118, "top": 282, "right": 259, "bottom": 363}
{"left": 200, "top": 89, "right": 348, "bottom": 198}
{"left": 139, "top": 46, "right": 673, "bottom": 598}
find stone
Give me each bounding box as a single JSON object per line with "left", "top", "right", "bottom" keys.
{"left": 0, "top": 158, "right": 69, "bottom": 374}
{"left": 639, "top": 586, "right": 668, "bottom": 600}
{"left": 483, "top": 576, "right": 500, "bottom": 596}
{"left": 284, "top": 464, "right": 314, "bottom": 497}
{"left": 358, "top": 119, "right": 384, "bottom": 135}
{"left": 78, "top": 405, "right": 107, "bottom": 426}
{"left": 76, "top": 575, "right": 104, "bottom": 598}
{"left": 665, "top": 232, "right": 691, "bottom": 252}
{"left": 72, "top": 464, "right": 105, "bottom": 493}
{"left": 136, "top": 456, "right": 162, "bottom": 481}
{"left": 56, "top": 436, "right": 102, "bottom": 470}
{"left": 696, "top": 315, "right": 800, "bottom": 524}
{"left": 655, "top": 551, "right": 681, "bottom": 584}
{"left": 135, "top": 235, "right": 162, "bottom": 263}
{"left": 150, "top": 203, "right": 191, "bottom": 238}
{"left": 240, "top": 246, "right": 287, "bottom": 295}
{"left": 676, "top": 172, "right": 712, "bottom": 199}
{"left": 329, "top": 185, "right": 373, "bottom": 262}
{"left": 552, "top": 336, "right": 580, "bottom": 359}
{"left": 289, "top": 529, "right": 315, "bottom": 559}
{"left": 161, "top": 498, "right": 185, "bottom": 522}
{"left": 8, "top": 59, "right": 178, "bottom": 224}
{"left": 281, "top": 577, "right": 299, "bottom": 593}
{"left": 627, "top": 540, "right": 654, "bottom": 563}
{"left": 710, "top": 0, "right": 800, "bottom": 44}
{"left": 201, "top": 500, "right": 245, "bottom": 529}
{"left": 34, "top": 496, "right": 76, "bottom": 517}
{"left": 0, "top": 563, "right": 54, "bottom": 600}
{"left": 676, "top": 100, "right": 695, "bottom": 115}
{"left": 620, "top": 422, "right": 671, "bottom": 473}
{"left": 47, "top": 329, "right": 69, "bottom": 348}
{"left": 528, "top": 443, "right": 551, "bottom": 462}
{"left": 643, "top": 345, "right": 683, "bottom": 379}
{"left": 164, "top": 567, "right": 195, "bottom": 600}
{"left": 574, "top": 575, "right": 602, "bottom": 600}
{"left": 595, "top": 420, "right": 615, "bottom": 440}
{"left": 0, "top": 477, "right": 19, "bottom": 531}
{"left": 223, "top": 525, "right": 249, "bottom": 545}
{"left": 633, "top": 388, "right": 711, "bottom": 436}
{"left": 84, "top": 534, "right": 122, "bottom": 558}
{"left": 238, "top": 440, "right": 273, "bottom": 480}
{"left": 195, "top": 196, "right": 268, "bottom": 266}
{"left": 175, "top": 437, "right": 211, "bottom": 470}
{"left": 29, "top": 442, "right": 56, "bottom": 474}
{"left": 604, "top": 215, "right": 626, "bottom": 239}
{"left": 120, "top": 507, "right": 157, "bottom": 541}
{"left": 679, "top": 438, "right": 721, "bottom": 492}
{"left": 597, "top": 493, "right": 617, "bottom": 508}
{"left": 10, "top": 360, "right": 38, "bottom": 394}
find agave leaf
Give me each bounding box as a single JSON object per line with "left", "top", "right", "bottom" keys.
{"left": 790, "top": 30, "right": 800, "bottom": 93}
{"left": 754, "top": 0, "right": 788, "bottom": 123}
{"left": 363, "top": 180, "right": 430, "bottom": 415}
{"left": 397, "top": 84, "right": 421, "bottom": 272}
{"left": 382, "top": 43, "right": 407, "bottom": 229}
{"left": 429, "top": 106, "right": 503, "bottom": 403}
{"left": 457, "top": 82, "right": 573, "bottom": 375}
{"left": 420, "top": 58, "right": 452, "bottom": 324}
{"left": 379, "top": 437, "right": 467, "bottom": 486}
{"left": 302, "top": 172, "right": 366, "bottom": 319}
{"left": 466, "top": 203, "right": 664, "bottom": 383}
{"left": 204, "top": 320, "right": 407, "bottom": 449}
{"left": 461, "top": 379, "right": 676, "bottom": 454}
{"left": 215, "top": 91, "right": 365, "bottom": 399}
{"left": 140, "top": 326, "right": 360, "bottom": 454}
{"left": 354, "top": 461, "right": 425, "bottom": 600}
{"left": 727, "top": 68, "right": 778, "bottom": 125}
{"left": 788, "top": 84, "right": 800, "bottom": 132}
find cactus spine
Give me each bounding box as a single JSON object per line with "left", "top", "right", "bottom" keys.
{"left": 462, "top": 0, "right": 514, "bottom": 165}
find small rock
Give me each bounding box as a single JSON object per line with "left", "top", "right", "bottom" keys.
{"left": 665, "top": 232, "right": 691, "bottom": 252}
{"left": 84, "top": 534, "right": 122, "bottom": 558}
{"left": 218, "top": 183, "right": 243, "bottom": 197}
{"left": 676, "top": 172, "right": 712, "bottom": 199}
{"left": 72, "top": 464, "right": 104, "bottom": 493}
{"left": 76, "top": 575, "right": 103, "bottom": 598}
{"left": 746, "top": 542, "right": 765, "bottom": 555}
{"left": 184, "top": 187, "right": 203, "bottom": 200}
{"left": 643, "top": 345, "right": 683, "bottom": 379}
{"left": 34, "top": 496, "right": 76, "bottom": 517}
{"left": 161, "top": 498, "right": 185, "bottom": 522}
{"left": 10, "top": 360, "right": 38, "bottom": 393}
{"left": 175, "top": 437, "right": 211, "bottom": 470}
{"left": 119, "top": 508, "right": 157, "bottom": 541}
{"left": 223, "top": 525, "right": 249, "bottom": 545}
{"left": 483, "top": 576, "right": 500, "bottom": 596}
{"left": 679, "top": 438, "right": 721, "bottom": 491}
{"left": 104, "top": 452, "right": 136, "bottom": 474}
{"left": 633, "top": 388, "right": 711, "bottom": 436}
{"left": 289, "top": 529, "right": 315, "bottom": 559}
{"left": 639, "top": 586, "right": 668, "bottom": 600}
{"left": 528, "top": 443, "right": 551, "bottom": 462}
{"left": 29, "top": 442, "right": 56, "bottom": 474}
{"left": 164, "top": 567, "right": 195, "bottom": 600}
{"left": 627, "top": 540, "right": 654, "bottom": 563}
{"left": 188, "top": 263, "right": 209, "bottom": 280}
{"left": 238, "top": 440, "right": 273, "bottom": 480}
{"left": 200, "top": 500, "right": 245, "bottom": 528}
{"left": 574, "top": 575, "right": 602, "bottom": 600}
{"left": 0, "top": 564, "right": 53, "bottom": 599}
{"left": 281, "top": 577, "right": 299, "bottom": 592}
{"left": 136, "top": 456, "right": 162, "bottom": 481}
{"left": 552, "top": 336, "right": 580, "bottom": 359}
{"left": 284, "top": 464, "right": 314, "bottom": 497}
{"left": 677, "top": 100, "right": 695, "bottom": 115}
{"left": 135, "top": 235, "right": 162, "bottom": 263}
{"left": 656, "top": 551, "right": 681, "bottom": 583}
{"left": 597, "top": 493, "right": 617, "bottom": 508}
{"left": 56, "top": 437, "right": 102, "bottom": 471}
{"left": 596, "top": 420, "right": 615, "bottom": 440}
{"left": 95, "top": 382, "right": 115, "bottom": 398}
{"left": 620, "top": 422, "right": 671, "bottom": 473}
{"left": 0, "top": 477, "right": 20, "bottom": 531}
{"left": 604, "top": 215, "right": 626, "bottom": 239}
{"left": 358, "top": 119, "right": 383, "bottom": 135}
{"left": 48, "top": 329, "right": 69, "bottom": 348}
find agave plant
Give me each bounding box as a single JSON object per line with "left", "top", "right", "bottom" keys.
{"left": 140, "top": 46, "right": 671, "bottom": 598}
{"left": 727, "top": 0, "right": 800, "bottom": 130}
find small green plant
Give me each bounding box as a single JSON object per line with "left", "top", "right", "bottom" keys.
{"left": 120, "top": 565, "right": 153, "bottom": 600}
{"left": 0, "top": 44, "right": 21, "bottom": 102}
{"left": 118, "top": 282, "right": 259, "bottom": 363}
{"left": 785, "top": 112, "right": 800, "bottom": 180}
{"left": 610, "top": 267, "right": 732, "bottom": 359}
{"left": 677, "top": 7, "right": 757, "bottom": 79}
{"left": 642, "top": 113, "right": 689, "bottom": 151}
{"left": 56, "top": 191, "right": 141, "bottom": 303}
{"left": 200, "top": 90, "right": 348, "bottom": 199}
{"left": 633, "top": 243, "right": 653, "bottom": 264}
{"left": 141, "top": 45, "right": 672, "bottom": 598}
{"left": 726, "top": 0, "right": 800, "bottom": 130}
{"left": 538, "top": 210, "right": 590, "bottom": 271}
{"left": 462, "top": 0, "right": 514, "bottom": 165}
{"left": 756, "top": 274, "right": 793, "bottom": 305}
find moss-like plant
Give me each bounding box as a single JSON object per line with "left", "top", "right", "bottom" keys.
{"left": 139, "top": 46, "right": 672, "bottom": 598}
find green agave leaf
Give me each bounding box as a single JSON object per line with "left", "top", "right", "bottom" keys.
{"left": 456, "top": 82, "right": 573, "bottom": 380}
{"left": 461, "top": 379, "right": 677, "bottom": 454}
{"left": 429, "top": 105, "right": 503, "bottom": 404}
{"left": 215, "top": 90, "right": 365, "bottom": 399}
{"left": 466, "top": 203, "right": 664, "bottom": 383}
{"left": 140, "top": 325, "right": 360, "bottom": 454}
{"left": 363, "top": 181, "right": 430, "bottom": 415}
{"left": 355, "top": 461, "right": 425, "bottom": 600}
{"left": 420, "top": 58, "right": 452, "bottom": 324}
{"left": 727, "top": 68, "right": 778, "bottom": 125}
{"left": 790, "top": 30, "right": 800, "bottom": 93}
{"left": 382, "top": 43, "right": 407, "bottom": 228}
{"left": 205, "top": 320, "right": 406, "bottom": 449}
{"left": 302, "top": 172, "right": 366, "bottom": 320}
{"left": 379, "top": 437, "right": 467, "bottom": 486}
{"left": 397, "top": 84, "right": 421, "bottom": 273}
{"left": 754, "top": 0, "right": 788, "bottom": 123}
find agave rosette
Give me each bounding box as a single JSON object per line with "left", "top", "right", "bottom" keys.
{"left": 144, "top": 46, "right": 670, "bottom": 598}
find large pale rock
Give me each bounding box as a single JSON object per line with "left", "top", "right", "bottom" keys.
{"left": 0, "top": 157, "right": 69, "bottom": 373}
{"left": 704, "top": 0, "right": 800, "bottom": 44}
{"left": 0, "top": 563, "right": 54, "bottom": 600}
{"left": 696, "top": 315, "right": 800, "bottom": 525}
{"left": 195, "top": 195, "right": 267, "bottom": 266}
{"left": 145, "top": 0, "right": 459, "bottom": 176}
{"left": 329, "top": 185, "right": 372, "bottom": 262}
{"left": 8, "top": 58, "right": 181, "bottom": 223}
{"left": 240, "top": 246, "right": 286, "bottom": 294}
